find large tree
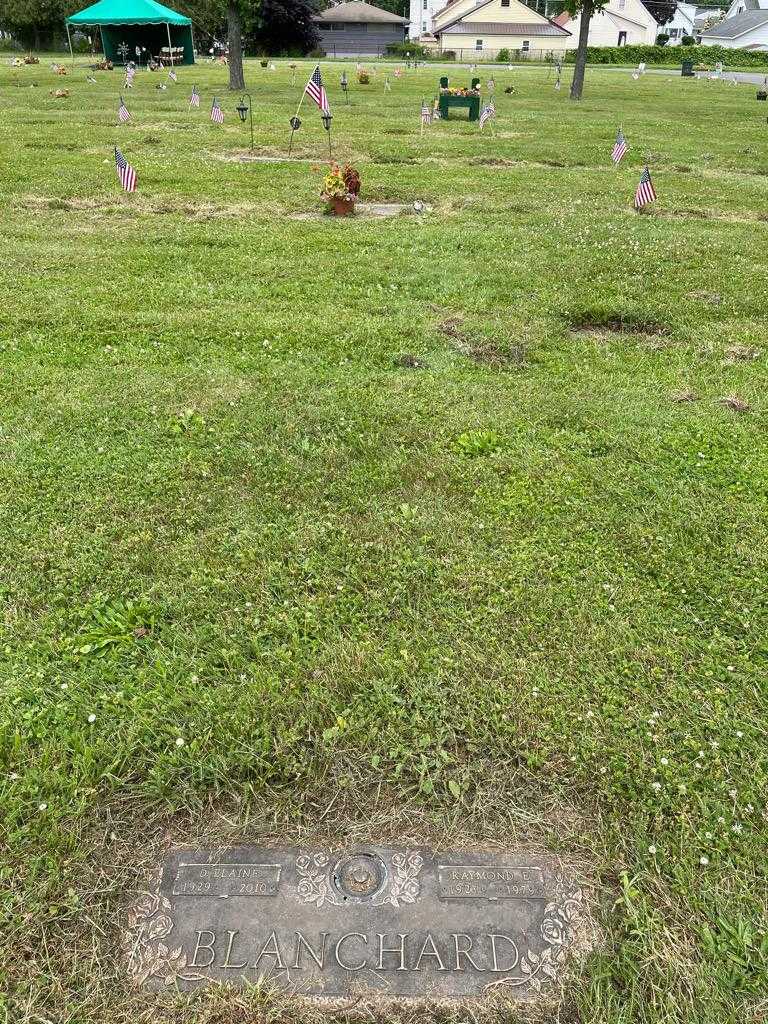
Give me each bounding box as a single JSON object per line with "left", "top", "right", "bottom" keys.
{"left": 565, "top": 0, "right": 609, "bottom": 100}
{"left": 252, "top": 0, "right": 319, "bottom": 55}
{"left": 227, "top": 0, "right": 245, "bottom": 89}
{"left": 0, "top": 0, "right": 70, "bottom": 49}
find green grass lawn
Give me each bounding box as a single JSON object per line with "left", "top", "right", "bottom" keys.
{"left": 1, "top": 55, "right": 767, "bottom": 1024}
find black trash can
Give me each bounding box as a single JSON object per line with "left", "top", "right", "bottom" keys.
{"left": 681, "top": 60, "right": 694, "bottom": 77}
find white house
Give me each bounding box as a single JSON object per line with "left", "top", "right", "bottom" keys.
{"left": 662, "top": 2, "right": 698, "bottom": 41}
{"left": 700, "top": 0, "right": 768, "bottom": 47}
{"left": 408, "top": 0, "right": 438, "bottom": 41}
{"left": 554, "top": 0, "right": 659, "bottom": 47}
{"left": 426, "top": 0, "right": 571, "bottom": 56}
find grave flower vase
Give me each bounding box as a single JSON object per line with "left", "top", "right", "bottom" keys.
{"left": 330, "top": 196, "right": 355, "bottom": 216}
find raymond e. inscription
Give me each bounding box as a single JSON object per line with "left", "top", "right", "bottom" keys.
{"left": 125, "top": 847, "right": 583, "bottom": 999}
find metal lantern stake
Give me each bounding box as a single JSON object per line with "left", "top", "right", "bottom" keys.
{"left": 236, "top": 93, "right": 254, "bottom": 152}
{"left": 321, "top": 110, "right": 333, "bottom": 157}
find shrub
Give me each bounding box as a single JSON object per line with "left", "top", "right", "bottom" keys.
{"left": 496, "top": 47, "right": 510, "bottom": 63}
{"left": 307, "top": 48, "right": 326, "bottom": 59}
{"left": 656, "top": 33, "right": 669, "bottom": 45}
{"left": 441, "top": 49, "right": 456, "bottom": 60}
{"left": 561, "top": 43, "right": 768, "bottom": 68}
{"left": 0, "top": 36, "right": 22, "bottom": 51}
{"left": 681, "top": 35, "right": 695, "bottom": 45}
{"left": 385, "top": 41, "right": 428, "bottom": 59}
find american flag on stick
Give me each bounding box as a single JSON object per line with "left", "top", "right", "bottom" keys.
{"left": 479, "top": 99, "right": 495, "bottom": 130}
{"left": 304, "top": 65, "right": 330, "bottom": 115}
{"left": 168, "top": 69, "right": 177, "bottom": 83}
{"left": 189, "top": 84, "right": 200, "bottom": 108}
{"left": 124, "top": 67, "right": 135, "bottom": 88}
{"left": 634, "top": 166, "right": 657, "bottom": 209}
{"left": 114, "top": 147, "right": 137, "bottom": 192}
{"left": 118, "top": 96, "right": 131, "bottom": 122}
{"left": 611, "top": 128, "right": 628, "bottom": 165}
{"left": 420, "top": 100, "right": 432, "bottom": 126}
{"left": 210, "top": 96, "right": 224, "bottom": 123}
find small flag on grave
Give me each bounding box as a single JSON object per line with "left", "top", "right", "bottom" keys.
{"left": 634, "top": 166, "right": 657, "bottom": 209}
{"left": 611, "top": 128, "right": 628, "bottom": 165}
{"left": 304, "top": 65, "right": 330, "bottom": 114}
{"left": 168, "top": 69, "right": 177, "bottom": 82}
{"left": 210, "top": 96, "right": 224, "bottom": 123}
{"left": 420, "top": 99, "right": 432, "bottom": 130}
{"left": 384, "top": 75, "right": 391, "bottom": 92}
{"left": 189, "top": 84, "right": 200, "bottom": 108}
{"left": 114, "top": 146, "right": 137, "bottom": 192}
{"left": 118, "top": 96, "right": 131, "bottom": 122}
{"left": 479, "top": 99, "right": 495, "bottom": 130}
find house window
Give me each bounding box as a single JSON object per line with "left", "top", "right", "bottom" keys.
{"left": 501, "top": 0, "right": 510, "bottom": 5}
{"left": 347, "top": 22, "right": 367, "bottom": 31}
{"left": 422, "top": 19, "right": 427, "bottom": 29}
{"left": 475, "top": 38, "right": 483, "bottom": 49}
{"left": 423, "top": 0, "right": 428, "bottom": 9}
{"left": 617, "top": 29, "right": 627, "bottom": 43}
{"left": 618, "top": 0, "right": 625, "bottom": 8}
{"left": 522, "top": 39, "right": 530, "bottom": 50}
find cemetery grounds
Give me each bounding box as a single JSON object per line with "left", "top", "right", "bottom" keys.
{"left": 0, "top": 57, "right": 767, "bottom": 1024}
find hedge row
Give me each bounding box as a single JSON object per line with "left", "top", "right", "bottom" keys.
{"left": 562, "top": 43, "right": 768, "bottom": 68}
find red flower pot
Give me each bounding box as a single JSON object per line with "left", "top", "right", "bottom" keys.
{"left": 329, "top": 196, "right": 355, "bottom": 217}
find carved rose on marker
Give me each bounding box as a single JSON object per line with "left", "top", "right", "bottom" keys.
{"left": 125, "top": 890, "right": 204, "bottom": 986}
{"left": 146, "top": 914, "right": 173, "bottom": 942}
{"left": 540, "top": 916, "right": 566, "bottom": 946}
{"left": 372, "top": 851, "right": 423, "bottom": 908}
{"left": 484, "top": 885, "right": 582, "bottom": 996}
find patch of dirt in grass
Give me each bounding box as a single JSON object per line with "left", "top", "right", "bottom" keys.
{"left": 719, "top": 395, "right": 750, "bottom": 412}
{"left": 724, "top": 344, "right": 760, "bottom": 364}
{"left": 393, "top": 353, "right": 429, "bottom": 368}
{"left": 18, "top": 193, "right": 262, "bottom": 220}
{"left": 24, "top": 140, "right": 79, "bottom": 151}
{"left": 670, "top": 389, "right": 699, "bottom": 403}
{"left": 215, "top": 149, "right": 315, "bottom": 164}
{"left": 686, "top": 290, "right": 722, "bottom": 305}
{"left": 437, "top": 314, "right": 525, "bottom": 368}
{"left": 569, "top": 312, "right": 671, "bottom": 341}
{"left": 469, "top": 156, "right": 515, "bottom": 166}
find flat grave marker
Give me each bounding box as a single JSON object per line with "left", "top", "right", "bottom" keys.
{"left": 126, "top": 845, "right": 585, "bottom": 1000}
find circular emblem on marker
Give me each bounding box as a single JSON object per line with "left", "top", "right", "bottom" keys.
{"left": 332, "top": 853, "right": 387, "bottom": 901}
{"left": 289, "top": 116, "right": 301, "bottom": 130}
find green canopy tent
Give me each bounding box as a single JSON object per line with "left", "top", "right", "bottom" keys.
{"left": 66, "top": 0, "right": 195, "bottom": 66}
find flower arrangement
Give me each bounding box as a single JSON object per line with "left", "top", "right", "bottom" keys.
{"left": 440, "top": 86, "right": 479, "bottom": 96}
{"left": 321, "top": 162, "right": 361, "bottom": 203}
{"left": 357, "top": 69, "right": 371, "bottom": 85}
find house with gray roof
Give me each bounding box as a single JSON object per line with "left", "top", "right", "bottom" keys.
{"left": 700, "top": 0, "right": 768, "bottom": 47}
{"left": 313, "top": 1, "right": 409, "bottom": 57}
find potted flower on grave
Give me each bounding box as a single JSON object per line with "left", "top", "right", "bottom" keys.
{"left": 357, "top": 68, "right": 371, "bottom": 85}
{"left": 321, "top": 162, "right": 361, "bottom": 216}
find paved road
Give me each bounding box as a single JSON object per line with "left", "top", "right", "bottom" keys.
{"left": 424, "top": 61, "right": 768, "bottom": 86}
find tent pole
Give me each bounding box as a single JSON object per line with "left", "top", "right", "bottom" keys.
{"left": 166, "top": 22, "right": 174, "bottom": 66}
{"left": 66, "top": 22, "right": 75, "bottom": 65}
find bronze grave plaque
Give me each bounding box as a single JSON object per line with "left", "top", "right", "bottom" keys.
{"left": 126, "top": 846, "right": 583, "bottom": 999}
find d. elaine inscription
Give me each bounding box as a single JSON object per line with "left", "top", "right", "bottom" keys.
{"left": 172, "top": 862, "right": 281, "bottom": 899}
{"left": 438, "top": 865, "right": 545, "bottom": 900}
{"left": 126, "top": 846, "right": 583, "bottom": 998}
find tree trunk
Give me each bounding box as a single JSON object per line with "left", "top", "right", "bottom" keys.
{"left": 227, "top": 0, "right": 245, "bottom": 91}
{"left": 569, "top": 0, "right": 593, "bottom": 101}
